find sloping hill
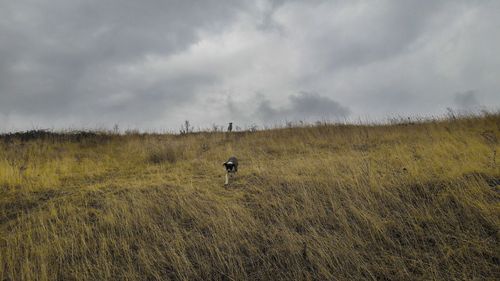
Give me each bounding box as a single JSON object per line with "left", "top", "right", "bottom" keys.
{"left": 1, "top": 114, "right": 499, "bottom": 280}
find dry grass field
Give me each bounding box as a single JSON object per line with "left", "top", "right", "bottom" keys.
{"left": 0, "top": 113, "right": 499, "bottom": 280}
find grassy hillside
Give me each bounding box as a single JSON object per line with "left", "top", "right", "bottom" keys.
{"left": 1, "top": 114, "right": 499, "bottom": 281}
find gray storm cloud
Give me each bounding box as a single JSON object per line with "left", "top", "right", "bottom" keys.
{"left": 256, "top": 92, "right": 350, "bottom": 123}
{"left": 0, "top": 0, "right": 247, "bottom": 130}
{"left": 454, "top": 90, "right": 480, "bottom": 110}
{"left": 0, "top": 0, "right": 499, "bottom": 132}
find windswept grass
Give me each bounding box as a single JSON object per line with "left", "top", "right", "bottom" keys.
{"left": 1, "top": 114, "right": 499, "bottom": 280}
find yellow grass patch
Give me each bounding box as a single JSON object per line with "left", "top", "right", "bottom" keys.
{"left": 1, "top": 114, "right": 499, "bottom": 280}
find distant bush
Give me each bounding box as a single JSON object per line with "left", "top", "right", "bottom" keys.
{"left": 0, "top": 129, "right": 113, "bottom": 143}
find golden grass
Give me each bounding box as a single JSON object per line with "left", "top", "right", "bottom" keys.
{"left": 1, "top": 114, "right": 499, "bottom": 280}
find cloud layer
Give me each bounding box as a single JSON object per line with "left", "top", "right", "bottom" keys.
{"left": 255, "top": 92, "right": 350, "bottom": 123}
{"left": 1, "top": 0, "right": 499, "bottom": 131}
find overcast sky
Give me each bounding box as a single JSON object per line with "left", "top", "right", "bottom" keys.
{"left": 1, "top": 0, "right": 499, "bottom": 132}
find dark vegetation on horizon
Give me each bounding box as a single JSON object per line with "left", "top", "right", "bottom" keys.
{"left": 2, "top": 110, "right": 497, "bottom": 138}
